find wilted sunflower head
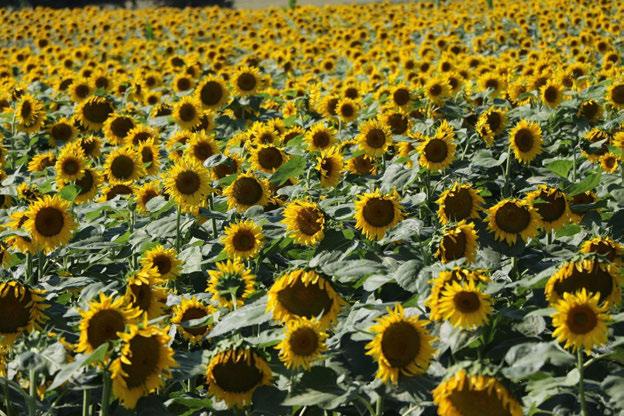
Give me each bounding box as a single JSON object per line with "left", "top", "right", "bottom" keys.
{"left": 365, "top": 304, "right": 435, "bottom": 384}
{"left": 545, "top": 259, "right": 621, "bottom": 306}
{"left": 433, "top": 370, "right": 523, "bottom": 416}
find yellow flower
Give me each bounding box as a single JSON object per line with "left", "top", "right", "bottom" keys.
{"left": 28, "top": 151, "right": 56, "bottom": 173}
{"left": 55, "top": 142, "right": 87, "bottom": 183}
{"left": 436, "top": 220, "right": 478, "bottom": 264}
{"left": 580, "top": 236, "right": 623, "bottom": 265}
{"left": 195, "top": 75, "right": 230, "bottom": 110}
{"left": 509, "top": 119, "right": 542, "bottom": 164}
{"left": 437, "top": 280, "right": 492, "bottom": 329}
{"left": 606, "top": 79, "right": 624, "bottom": 108}
{"left": 356, "top": 119, "right": 392, "bottom": 157}
{"left": 207, "top": 259, "right": 256, "bottom": 309}
{"left": 172, "top": 96, "right": 202, "bottom": 130}
{"left": 486, "top": 198, "right": 540, "bottom": 245}
{"left": 418, "top": 122, "right": 456, "bottom": 171}
{"left": 75, "top": 96, "right": 114, "bottom": 131}
{"left": 103, "top": 114, "right": 136, "bottom": 145}
{"left": 426, "top": 267, "right": 490, "bottom": 321}
{"left": 223, "top": 173, "right": 270, "bottom": 212}
{"left": 232, "top": 66, "right": 263, "bottom": 96}
{"left": 15, "top": 94, "right": 45, "bottom": 133}
{"left": 163, "top": 157, "right": 212, "bottom": 210}
{"left": 184, "top": 132, "right": 219, "bottom": 165}
{"left": 305, "top": 123, "right": 336, "bottom": 152}
{"left": 251, "top": 145, "right": 287, "bottom": 173}
{"left": 276, "top": 317, "right": 327, "bottom": 370}
{"left": 104, "top": 147, "right": 145, "bottom": 184}
{"left": 24, "top": 195, "right": 76, "bottom": 253}
{"left": 335, "top": 97, "right": 359, "bottom": 123}
{"left": 124, "top": 268, "right": 169, "bottom": 319}
{"left": 366, "top": 304, "right": 434, "bottom": 384}
{"left": 222, "top": 219, "right": 264, "bottom": 260}
{"left": 0, "top": 281, "right": 47, "bottom": 346}
{"left": 282, "top": 200, "right": 325, "bottom": 246}
{"left": 540, "top": 80, "right": 564, "bottom": 108}
{"left": 354, "top": 189, "right": 404, "bottom": 240}
{"left": 171, "top": 297, "right": 214, "bottom": 344}
{"left": 140, "top": 245, "right": 181, "bottom": 282}
{"left": 545, "top": 259, "right": 621, "bottom": 306}
{"left": 316, "top": 146, "right": 343, "bottom": 188}
{"left": 134, "top": 180, "right": 162, "bottom": 214}
{"left": 525, "top": 185, "right": 570, "bottom": 232}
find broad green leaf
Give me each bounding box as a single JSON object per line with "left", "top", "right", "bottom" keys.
{"left": 270, "top": 155, "right": 306, "bottom": 185}
{"left": 567, "top": 171, "right": 601, "bottom": 196}
{"left": 545, "top": 159, "right": 573, "bottom": 178}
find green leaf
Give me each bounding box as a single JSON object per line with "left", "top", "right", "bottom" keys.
{"left": 545, "top": 159, "right": 573, "bottom": 178}
{"left": 270, "top": 155, "right": 306, "bottom": 185}
{"left": 209, "top": 296, "right": 270, "bottom": 338}
{"left": 567, "top": 171, "right": 601, "bottom": 196}
{"left": 49, "top": 343, "right": 109, "bottom": 390}
{"left": 59, "top": 184, "right": 79, "bottom": 202}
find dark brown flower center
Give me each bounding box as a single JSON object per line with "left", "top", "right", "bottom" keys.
{"left": 257, "top": 147, "right": 283, "bottom": 171}
{"left": 110, "top": 117, "right": 134, "bottom": 139}
{"left": 494, "top": 202, "right": 531, "bottom": 234}
{"left": 175, "top": 171, "right": 201, "bottom": 195}
{"left": 121, "top": 334, "right": 161, "bottom": 389}
{"left": 178, "top": 103, "right": 197, "bottom": 122}
{"left": 180, "top": 307, "right": 208, "bottom": 336}
{"left": 566, "top": 305, "right": 598, "bottom": 334}
{"left": 35, "top": 207, "right": 65, "bottom": 237}
{"left": 289, "top": 327, "right": 319, "bottom": 356}
{"left": 533, "top": 190, "right": 566, "bottom": 223}
{"left": 0, "top": 285, "right": 32, "bottom": 334}
{"left": 381, "top": 321, "right": 420, "bottom": 368}
{"left": 200, "top": 81, "right": 224, "bottom": 106}
{"left": 610, "top": 84, "right": 624, "bottom": 105}
{"left": 277, "top": 279, "right": 333, "bottom": 319}
{"left": 365, "top": 128, "right": 387, "bottom": 149}
{"left": 212, "top": 353, "right": 263, "bottom": 393}
{"left": 232, "top": 177, "right": 263, "bottom": 206}
{"left": 514, "top": 128, "right": 534, "bottom": 152}
{"left": 554, "top": 262, "right": 614, "bottom": 303}
{"left": 232, "top": 230, "right": 256, "bottom": 252}
{"left": 442, "top": 188, "right": 474, "bottom": 221}
{"left": 86, "top": 309, "right": 125, "bottom": 349}
{"left": 110, "top": 155, "right": 135, "bottom": 180}
{"left": 424, "top": 138, "right": 448, "bottom": 163}
{"left": 296, "top": 207, "right": 322, "bottom": 236}
{"left": 62, "top": 158, "right": 80, "bottom": 175}
{"left": 362, "top": 198, "right": 395, "bottom": 227}
{"left": 393, "top": 88, "right": 410, "bottom": 106}
{"left": 237, "top": 73, "right": 257, "bottom": 92}
{"left": 453, "top": 291, "right": 481, "bottom": 313}
{"left": 440, "top": 231, "right": 467, "bottom": 261}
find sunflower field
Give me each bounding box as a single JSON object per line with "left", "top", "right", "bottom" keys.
{"left": 0, "top": 0, "right": 624, "bottom": 414}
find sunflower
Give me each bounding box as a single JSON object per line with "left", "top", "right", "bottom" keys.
{"left": 78, "top": 136, "right": 102, "bottom": 159}
{"left": 509, "top": 119, "right": 542, "bottom": 164}
{"left": 232, "top": 66, "right": 262, "bottom": 96}
{"left": 347, "top": 154, "right": 377, "bottom": 176}
{"left": 580, "top": 236, "right": 622, "bottom": 265}
{"left": 127, "top": 125, "right": 159, "bottom": 146}
{"left": 282, "top": 200, "right": 325, "bottom": 246}
{"left": 55, "top": 143, "right": 87, "bottom": 182}
{"left": 75, "top": 96, "right": 114, "bottom": 131}
{"left": 432, "top": 370, "right": 522, "bottom": 416}
{"left": 569, "top": 191, "right": 598, "bottom": 223}
{"left": 76, "top": 293, "right": 141, "bottom": 354}
{"left": 424, "top": 77, "right": 450, "bottom": 103}
{"left": 437, "top": 280, "right": 492, "bottom": 329}
{"left": 124, "top": 268, "right": 169, "bottom": 319}
{"left": 267, "top": 269, "right": 343, "bottom": 329}
{"left": 136, "top": 139, "right": 160, "bottom": 176}
{"left": 27, "top": 151, "right": 56, "bottom": 173}
{"left": 577, "top": 99, "right": 603, "bottom": 123}
{"left": 305, "top": 123, "right": 336, "bottom": 152}
{"left": 251, "top": 145, "right": 287, "bottom": 174}
{"left": 545, "top": 259, "right": 621, "bottom": 306}
{"left": 5, "top": 210, "right": 33, "bottom": 254}
{"left": 15, "top": 94, "right": 45, "bottom": 133}
{"left": 207, "top": 259, "right": 256, "bottom": 309}
{"left": 104, "top": 147, "right": 144, "bottom": 184}
{"left": 0, "top": 281, "right": 47, "bottom": 346}
{"left": 486, "top": 198, "right": 540, "bottom": 245}
{"left": 276, "top": 317, "right": 327, "bottom": 370}
{"left": 525, "top": 185, "right": 570, "bottom": 232}
{"left": 223, "top": 173, "right": 270, "bottom": 212}
{"left": 101, "top": 183, "right": 135, "bottom": 202}
{"left": 140, "top": 245, "right": 181, "bottom": 282}
{"left": 196, "top": 76, "right": 230, "bottom": 110}
{"left": 317, "top": 147, "right": 343, "bottom": 188}
{"left": 436, "top": 182, "right": 484, "bottom": 225}
{"left": 381, "top": 107, "right": 411, "bottom": 135}
{"left": 48, "top": 118, "right": 77, "bottom": 145}
{"left": 24, "top": 195, "right": 76, "bottom": 253}
{"left": 111, "top": 324, "right": 176, "bottom": 409}
{"left": 478, "top": 72, "right": 506, "bottom": 97}
{"left": 335, "top": 97, "right": 359, "bottom": 123}
{"left": 552, "top": 289, "right": 610, "bottom": 353}
{"left": 222, "top": 220, "right": 264, "bottom": 260}
{"left": 606, "top": 80, "right": 624, "bottom": 108}
{"left": 436, "top": 221, "right": 478, "bottom": 264}
{"left": 68, "top": 167, "right": 101, "bottom": 204}
{"left": 205, "top": 348, "right": 272, "bottom": 408}
{"left": 426, "top": 268, "right": 490, "bottom": 321}
{"left": 357, "top": 119, "right": 392, "bottom": 157}
{"left": 68, "top": 78, "right": 92, "bottom": 102}
{"left": 600, "top": 153, "right": 619, "bottom": 173}
{"left": 211, "top": 154, "right": 241, "bottom": 181}
{"left": 418, "top": 131, "right": 456, "bottom": 171}
{"left": 173, "top": 96, "right": 202, "bottom": 130}
{"left": 389, "top": 85, "right": 412, "bottom": 109}
{"left": 184, "top": 133, "right": 219, "bottom": 165}
{"left": 540, "top": 80, "right": 564, "bottom": 108}
{"left": 17, "top": 183, "right": 42, "bottom": 203}
{"left": 134, "top": 180, "right": 162, "bottom": 214}
{"left": 171, "top": 297, "right": 213, "bottom": 344}
{"left": 475, "top": 107, "right": 507, "bottom": 146}
{"left": 354, "top": 190, "right": 404, "bottom": 240}
{"left": 103, "top": 114, "right": 136, "bottom": 145}
{"left": 164, "top": 157, "right": 212, "bottom": 210}
{"left": 366, "top": 304, "right": 434, "bottom": 384}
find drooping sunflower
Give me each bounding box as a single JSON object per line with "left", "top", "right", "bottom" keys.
{"left": 366, "top": 304, "right": 435, "bottom": 384}
{"left": 24, "top": 195, "right": 76, "bottom": 253}
{"left": 436, "top": 182, "right": 484, "bottom": 225}
{"left": 276, "top": 317, "right": 327, "bottom": 370}
{"left": 552, "top": 289, "right": 610, "bottom": 353}
{"left": 140, "top": 245, "right": 181, "bottom": 282}
{"left": 171, "top": 297, "right": 213, "bottom": 344}
{"left": 305, "top": 123, "right": 336, "bottom": 152}
{"left": 232, "top": 66, "right": 262, "bottom": 96}
{"left": 173, "top": 96, "right": 202, "bottom": 130}
{"left": 432, "top": 370, "right": 522, "bottom": 416}
{"left": 15, "top": 94, "right": 45, "bottom": 133}
{"left": 196, "top": 76, "right": 230, "bottom": 110}
{"left": 211, "top": 154, "right": 242, "bottom": 181}
{"left": 509, "top": 119, "right": 542, "bottom": 164}
{"left": 418, "top": 129, "right": 456, "bottom": 171}
{"left": 267, "top": 269, "right": 344, "bottom": 329}
{"left": 222, "top": 220, "right": 264, "bottom": 260}
{"left": 103, "top": 114, "right": 136, "bottom": 145}
{"left": 580, "top": 236, "right": 622, "bottom": 265}
{"left": 164, "top": 157, "right": 212, "bottom": 210}
{"left": 251, "top": 145, "right": 287, "bottom": 173}
{"left": 577, "top": 99, "right": 603, "bottom": 123}
{"left": 525, "top": 185, "right": 570, "bottom": 232}
{"left": 101, "top": 183, "right": 135, "bottom": 202}
{"left": 437, "top": 280, "right": 492, "bottom": 329}
{"left": 184, "top": 133, "right": 219, "bottom": 165}
{"left": 134, "top": 180, "right": 162, "bottom": 214}
{"left": 436, "top": 221, "right": 478, "bottom": 264}
{"left": 205, "top": 348, "right": 272, "bottom": 408}
{"left": 27, "top": 151, "right": 56, "bottom": 173}
{"left": 78, "top": 136, "right": 102, "bottom": 159}
{"left": 282, "top": 200, "right": 325, "bottom": 246}
{"left": 569, "top": 190, "right": 598, "bottom": 223}
{"left": 545, "top": 259, "right": 621, "bottom": 306}
{"left": 111, "top": 324, "right": 176, "bottom": 409}
{"left": 207, "top": 259, "right": 256, "bottom": 309}
{"left": 0, "top": 281, "right": 47, "bottom": 346}
{"left": 223, "top": 173, "right": 270, "bottom": 212}
{"left": 475, "top": 107, "right": 507, "bottom": 146}
{"left": 76, "top": 293, "right": 141, "bottom": 354}
{"left": 136, "top": 139, "right": 160, "bottom": 176}
{"left": 104, "top": 147, "right": 144, "bottom": 184}
{"left": 75, "top": 96, "right": 114, "bottom": 131}
{"left": 124, "top": 268, "right": 169, "bottom": 319}
{"left": 127, "top": 125, "right": 159, "bottom": 146}
{"left": 55, "top": 142, "right": 87, "bottom": 183}
{"left": 317, "top": 147, "right": 343, "bottom": 188}
{"left": 606, "top": 80, "right": 624, "bottom": 108}
{"left": 354, "top": 190, "right": 404, "bottom": 240}
{"left": 486, "top": 198, "right": 540, "bottom": 245}
{"left": 357, "top": 119, "right": 392, "bottom": 157}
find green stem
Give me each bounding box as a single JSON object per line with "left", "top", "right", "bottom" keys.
{"left": 578, "top": 349, "right": 588, "bottom": 416}
{"left": 100, "top": 371, "right": 111, "bottom": 416}
{"left": 503, "top": 146, "right": 512, "bottom": 197}
{"left": 82, "top": 388, "right": 91, "bottom": 416}
{"left": 375, "top": 395, "right": 383, "bottom": 416}
{"left": 37, "top": 251, "right": 44, "bottom": 284}
{"left": 26, "top": 253, "right": 33, "bottom": 285}
{"left": 28, "top": 369, "right": 36, "bottom": 416}
{"left": 209, "top": 195, "right": 218, "bottom": 240}
{"left": 175, "top": 205, "right": 181, "bottom": 253}
{"left": 3, "top": 377, "right": 13, "bottom": 416}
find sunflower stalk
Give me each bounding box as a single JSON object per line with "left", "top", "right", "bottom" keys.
{"left": 577, "top": 349, "right": 588, "bottom": 416}
{"left": 82, "top": 388, "right": 91, "bottom": 416}
{"left": 375, "top": 395, "right": 383, "bottom": 415}
{"left": 503, "top": 148, "right": 512, "bottom": 197}
{"left": 37, "top": 251, "right": 44, "bottom": 284}
{"left": 209, "top": 194, "right": 218, "bottom": 240}
{"left": 28, "top": 368, "right": 36, "bottom": 416}
{"left": 100, "top": 371, "right": 112, "bottom": 416}
{"left": 4, "top": 377, "right": 13, "bottom": 416}
{"left": 26, "top": 252, "right": 33, "bottom": 285}
{"left": 175, "top": 205, "right": 181, "bottom": 253}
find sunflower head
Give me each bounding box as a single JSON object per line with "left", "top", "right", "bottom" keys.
{"left": 580, "top": 236, "right": 622, "bottom": 265}
{"left": 196, "top": 76, "right": 230, "bottom": 110}
{"left": 173, "top": 96, "right": 202, "bottom": 130}
{"left": 606, "top": 80, "right": 624, "bottom": 108}
{"left": 124, "top": 268, "right": 169, "bottom": 319}
{"left": 436, "top": 182, "right": 484, "bottom": 225}
{"left": 509, "top": 119, "right": 542, "bottom": 164}
{"left": 207, "top": 259, "right": 256, "bottom": 309}
{"left": 164, "top": 157, "right": 212, "bottom": 211}
{"left": 24, "top": 195, "right": 76, "bottom": 253}
{"left": 76, "top": 96, "right": 114, "bottom": 131}
{"left": 55, "top": 142, "right": 87, "bottom": 183}
{"left": 171, "top": 297, "right": 214, "bottom": 344}
{"left": 224, "top": 173, "right": 270, "bottom": 212}
{"left": 486, "top": 198, "right": 540, "bottom": 245}
{"left": 316, "top": 147, "right": 343, "bottom": 188}
{"left": 103, "top": 114, "right": 136, "bottom": 145}
{"left": 436, "top": 220, "right": 478, "bottom": 264}
{"left": 545, "top": 259, "right": 621, "bottom": 306}
{"left": 437, "top": 280, "right": 492, "bottom": 329}
{"left": 140, "top": 245, "right": 181, "bottom": 282}
{"left": 306, "top": 123, "right": 336, "bottom": 152}
{"left": 525, "top": 185, "right": 570, "bottom": 232}
{"left": 366, "top": 304, "right": 435, "bottom": 384}
{"left": 252, "top": 145, "right": 287, "bottom": 174}
{"left": 134, "top": 181, "right": 162, "bottom": 214}
{"left": 354, "top": 189, "right": 404, "bottom": 240}
{"left": 233, "top": 67, "right": 263, "bottom": 96}
{"left": 222, "top": 220, "right": 264, "bottom": 260}
{"left": 276, "top": 317, "right": 327, "bottom": 370}
{"left": 357, "top": 118, "right": 392, "bottom": 158}
{"left": 282, "top": 200, "right": 325, "bottom": 246}
{"left": 335, "top": 97, "right": 359, "bottom": 123}
{"left": 104, "top": 147, "right": 145, "bottom": 184}
{"left": 0, "top": 281, "right": 47, "bottom": 346}
{"left": 417, "top": 127, "right": 456, "bottom": 171}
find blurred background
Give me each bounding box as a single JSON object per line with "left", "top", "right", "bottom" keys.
{"left": 0, "top": 0, "right": 380, "bottom": 8}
